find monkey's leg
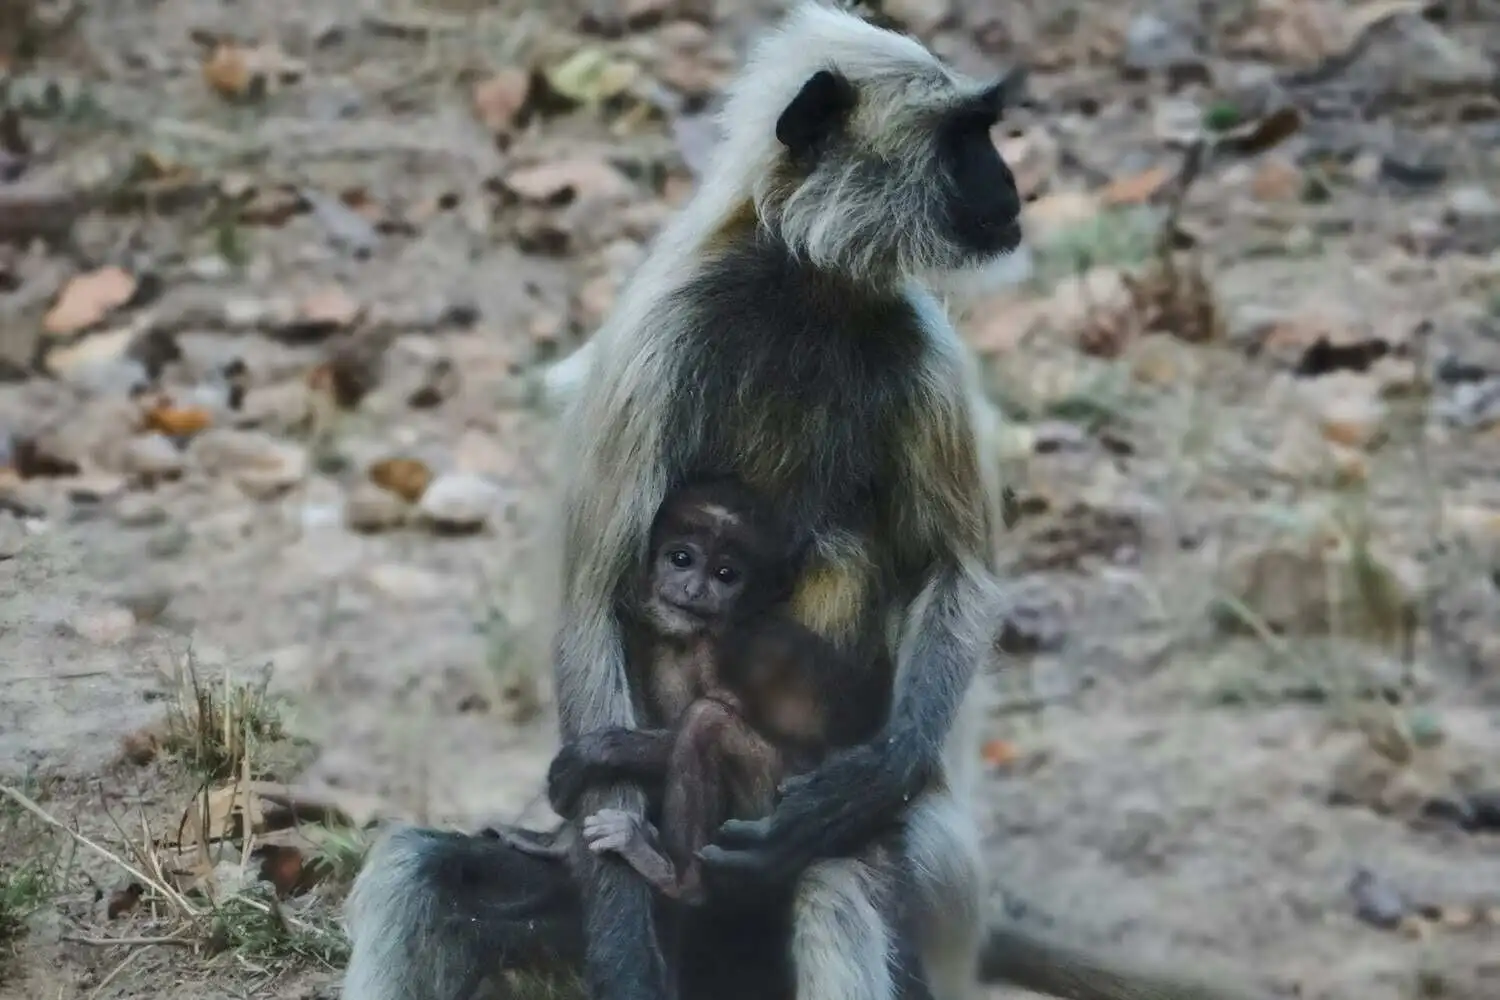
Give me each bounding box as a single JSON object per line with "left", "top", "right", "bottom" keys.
{"left": 903, "top": 787, "right": 985, "bottom": 1000}
{"left": 553, "top": 607, "right": 673, "bottom": 1000}
{"left": 341, "top": 825, "right": 586, "bottom": 1000}
{"left": 661, "top": 698, "right": 780, "bottom": 906}
{"left": 582, "top": 809, "right": 686, "bottom": 900}
{"left": 787, "top": 857, "right": 898, "bottom": 1000}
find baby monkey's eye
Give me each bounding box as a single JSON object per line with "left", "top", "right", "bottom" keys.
{"left": 715, "top": 566, "right": 739, "bottom": 584}
{"left": 669, "top": 550, "right": 693, "bottom": 568}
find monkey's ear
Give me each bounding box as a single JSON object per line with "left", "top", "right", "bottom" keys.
{"left": 980, "top": 66, "right": 1029, "bottom": 117}
{"left": 775, "top": 70, "right": 857, "bottom": 159}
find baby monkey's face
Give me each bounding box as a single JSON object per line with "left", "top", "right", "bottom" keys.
{"left": 644, "top": 532, "right": 750, "bottom": 639}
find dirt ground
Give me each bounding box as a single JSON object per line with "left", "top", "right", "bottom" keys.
{"left": 2, "top": 0, "right": 1499, "bottom": 998}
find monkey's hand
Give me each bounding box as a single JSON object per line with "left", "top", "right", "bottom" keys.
{"left": 698, "top": 739, "right": 919, "bottom": 899}
{"left": 546, "top": 742, "right": 591, "bottom": 818}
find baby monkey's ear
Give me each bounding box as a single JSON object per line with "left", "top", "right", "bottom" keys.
{"left": 775, "top": 69, "right": 858, "bottom": 162}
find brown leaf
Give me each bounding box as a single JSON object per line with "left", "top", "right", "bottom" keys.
{"left": 369, "top": 457, "right": 434, "bottom": 503}
{"left": 981, "top": 738, "right": 1019, "bottom": 768}
{"left": 472, "top": 69, "right": 533, "bottom": 134}
{"left": 202, "top": 43, "right": 254, "bottom": 99}
{"left": 1021, "top": 191, "right": 1101, "bottom": 244}
{"left": 962, "top": 295, "right": 1047, "bottom": 356}
{"left": 12, "top": 437, "right": 81, "bottom": 479}
{"left": 254, "top": 843, "right": 325, "bottom": 898}
{"left": 143, "top": 404, "right": 213, "bottom": 438}
{"left": 106, "top": 882, "right": 144, "bottom": 919}
{"left": 172, "top": 783, "right": 267, "bottom": 847}
{"left": 1250, "top": 158, "right": 1302, "bottom": 202}
{"left": 1098, "top": 165, "right": 1173, "bottom": 206}
{"left": 43, "top": 266, "right": 138, "bottom": 336}
{"left": 502, "top": 158, "right": 633, "bottom": 206}
{"left": 119, "top": 725, "right": 164, "bottom": 766}
{"left": 297, "top": 286, "right": 363, "bottom": 331}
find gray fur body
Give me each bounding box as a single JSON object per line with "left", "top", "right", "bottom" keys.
{"left": 340, "top": 5, "right": 1275, "bottom": 1000}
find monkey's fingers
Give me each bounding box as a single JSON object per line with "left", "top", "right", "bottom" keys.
{"left": 709, "top": 817, "right": 774, "bottom": 850}
{"left": 698, "top": 818, "right": 814, "bottom": 892}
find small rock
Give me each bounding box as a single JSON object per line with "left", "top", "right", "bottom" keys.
{"left": 190, "top": 429, "right": 308, "bottom": 500}
{"left": 416, "top": 472, "right": 501, "bottom": 534}
{"left": 0, "top": 515, "right": 24, "bottom": 560}
{"left": 114, "top": 494, "right": 169, "bottom": 528}
{"left": 1349, "top": 867, "right": 1408, "bottom": 930}
{"left": 362, "top": 563, "right": 448, "bottom": 603}
{"left": 1444, "top": 185, "right": 1500, "bottom": 223}
{"left": 1123, "top": 13, "right": 1203, "bottom": 75}
{"left": 116, "top": 587, "right": 172, "bottom": 624}
{"left": 121, "top": 434, "right": 187, "bottom": 482}
{"left": 66, "top": 475, "right": 127, "bottom": 504}
{"left": 237, "top": 381, "right": 315, "bottom": 434}
{"left": 65, "top": 607, "right": 137, "bottom": 646}
{"left": 144, "top": 525, "right": 191, "bottom": 559}
{"left": 344, "top": 482, "right": 410, "bottom": 533}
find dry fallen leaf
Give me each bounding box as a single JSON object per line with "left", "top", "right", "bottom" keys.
{"left": 545, "top": 47, "right": 641, "bottom": 105}
{"left": 1098, "top": 165, "right": 1173, "bottom": 206}
{"left": 43, "top": 266, "right": 138, "bottom": 336}
{"left": 472, "top": 68, "right": 533, "bottom": 134}
{"left": 1021, "top": 191, "right": 1101, "bottom": 244}
{"left": 962, "top": 295, "right": 1047, "bottom": 356}
{"left": 202, "top": 43, "right": 253, "bottom": 99}
{"left": 369, "top": 457, "right": 434, "bottom": 503}
{"left": 502, "top": 158, "right": 634, "bottom": 205}
{"left": 254, "top": 843, "right": 326, "bottom": 898}
{"left": 143, "top": 404, "right": 213, "bottom": 437}
{"left": 106, "top": 882, "right": 144, "bottom": 919}
{"left": 172, "top": 782, "right": 267, "bottom": 847}
{"left": 1250, "top": 158, "right": 1302, "bottom": 202}
{"left": 298, "top": 286, "right": 363, "bottom": 330}
{"left": 981, "top": 738, "right": 1019, "bottom": 768}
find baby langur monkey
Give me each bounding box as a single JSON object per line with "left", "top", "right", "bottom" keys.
{"left": 499, "top": 478, "right": 885, "bottom": 885}
{"left": 560, "top": 479, "right": 882, "bottom": 906}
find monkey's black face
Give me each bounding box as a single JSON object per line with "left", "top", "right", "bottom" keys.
{"left": 770, "top": 66, "right": 1026, "bottom": 284}
{"left": 645, "top": 537, "right": 750, "bottom": 638}
{"left": 936, "top": 80, "right": 1023, "bottom": 259}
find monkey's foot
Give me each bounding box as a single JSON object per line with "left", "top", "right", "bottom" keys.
{"left": 582, "top": 809, "right": 653, "bottom": 855}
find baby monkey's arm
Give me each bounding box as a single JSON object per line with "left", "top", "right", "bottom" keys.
{"left": 547, "top": 727, "right": 676, "bottom": 818}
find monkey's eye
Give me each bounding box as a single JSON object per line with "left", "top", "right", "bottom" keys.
{"left": 669, "top": 550, "right": 693, "bottom": 568}
{"left": 715, "top": 566, "right": 739, "bottom": 584}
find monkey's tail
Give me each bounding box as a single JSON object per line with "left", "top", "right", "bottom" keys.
{"left": 978, "top": 923, "right": 1278, "bottom": 1000}
{"left": 342, "top": 825, "right": 583, "bottom": 1000}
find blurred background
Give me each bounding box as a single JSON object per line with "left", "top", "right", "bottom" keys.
{"left": 1, "top": 0, "right": 1498, "bottom": 997}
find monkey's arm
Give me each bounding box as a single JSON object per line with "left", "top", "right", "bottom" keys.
{"left": 553, "top": 597, "right": 673, "bottom": 1000}
{"left": 699, "top": 384, "right": 996, "bottom": 891}
{"left": 699, "top": 562, "right": 988, "bottom": 889}
{"left": 548, "top": 727, "right": 675, "bottom": 818}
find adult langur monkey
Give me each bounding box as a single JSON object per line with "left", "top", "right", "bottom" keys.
{"left": 343, "top": 5, "right": 1282, "bottom": 1000}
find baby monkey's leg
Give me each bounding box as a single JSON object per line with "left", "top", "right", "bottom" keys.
{"left": 582, "top": 810, "right": 681, "bottom": 896}
{"left": 586, "top": 697, "right": 779, "bottom": 907}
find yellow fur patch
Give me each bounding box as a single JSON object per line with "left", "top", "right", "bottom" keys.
{"left": 790, "top": 556, "right": 868, "bottom": 642}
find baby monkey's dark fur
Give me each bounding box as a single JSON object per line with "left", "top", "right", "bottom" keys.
{"left": 548, "top": 480, "right": 884, "bottom": 900}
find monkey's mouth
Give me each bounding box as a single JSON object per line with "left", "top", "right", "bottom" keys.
{"left": 648, "top": 599, "right": 708, "bottom": 635}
